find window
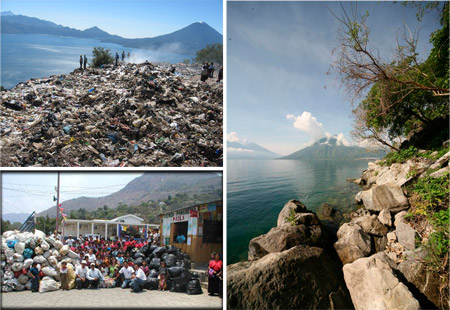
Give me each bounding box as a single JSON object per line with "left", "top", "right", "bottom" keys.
{"left": 172, "top": 222, "right": 188, "bottom": 243}
{"left": 202, "top": 220, "right": 222, "bottom": 243}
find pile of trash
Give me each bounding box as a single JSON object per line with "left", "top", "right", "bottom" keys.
{"left": 1, "top": 230, "right": 203, "bottom": 295}
{"left": 131, "top": 244, "right": 203, "bottom": 294}
{"left": 0, "top": 62, "right": 223, "bottom": 167}
{"left": 1, "top": 230, "right": 81, "bottom": 293}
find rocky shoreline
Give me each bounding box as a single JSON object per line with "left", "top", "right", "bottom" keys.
{"left": 227, "top": 146, "right": 449, "bottom": 309}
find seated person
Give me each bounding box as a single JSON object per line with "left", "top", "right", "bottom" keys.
{"left": 87, "top": 263, "right": 104, "bottom": 289}
{"left": 130, "top": 264, "right": 147, "bottom": 292}
{"left": 176, "top": 233, "right": 186, "bottom": 243}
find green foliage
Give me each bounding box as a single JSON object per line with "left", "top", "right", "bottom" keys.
{"left": 1, "top": 220, "right": 21, "bottom": 233}
{"left": 91, "top": 47, "right": 114, "bottom": 68}
{"left": 382, "top": 146, "right": 418, "bottom": 165}
{"left": 182, "top": 59, "right": 190, "bottom": 65}
{"left": 35, "top": 215, "right": 56, "bottom": 235}
{"left": 195, "top": 44, "right": 222, "bottom": 64}
{"left": 284, "top": 208, "right": 297, "bottom": 226}
{"left": 411, "top": 173, "right": 449, "bottom": 209}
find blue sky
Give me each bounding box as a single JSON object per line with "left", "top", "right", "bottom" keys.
{"left": 2, "top": 172, "right": 143, "bottom": 215}
{"left": 1, "top": 0, "right": 222, "bottom": 38}
{"left": 227, "top": 1, "right": 442, "bottom": 155}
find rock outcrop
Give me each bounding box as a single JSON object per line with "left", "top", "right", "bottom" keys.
{"left": 228, "top": 246, "right": 352, "bottom": 310}
{"left": 360, "top": 184, "right": 409, "bottom": 212}
{"left": 343, "top": 252, "right": 420, "bottom": 310}
{"left": 334, "top": 223, "right": 371, "bottom": 265}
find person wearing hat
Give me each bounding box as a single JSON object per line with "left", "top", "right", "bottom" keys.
{"left": 75, "top": 260, "right": 89, "bottom": 289}
{"left": 87, "top": 263, "right": 104, "bottom": 289}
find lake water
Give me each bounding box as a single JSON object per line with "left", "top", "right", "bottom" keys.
{"left": 1, "top": 34, "right": 191, "bottom": 89}
{"left": 227, "top": 159, "right": 371, "bottom": 264}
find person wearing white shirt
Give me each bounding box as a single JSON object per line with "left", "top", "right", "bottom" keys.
{"left": 119, "top": 262, "right": 134, "bottom": 289}
{"left": 66, "top": 236, "right": 74, "bottom": 247}
{"left": 88, "top": 249, "right": 96, "bottom": 265}
{"left": 87, "top": 263, "right": 104, "bottom": 288}
{"left": 130, "top": 264, "right": 147, "bottom": 292}
{"left": 75, "top": 261, "right": 90, "bottom": 289}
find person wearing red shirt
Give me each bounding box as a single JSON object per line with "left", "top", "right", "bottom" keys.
{"left": 207, "top": 253, "right": 222, "bottom": 296}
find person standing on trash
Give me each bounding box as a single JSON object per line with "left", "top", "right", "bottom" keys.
{"left": 75, "top": 260, "right": 90, "bottom": 289}
{"left": 201, "top": 64, "right": 209, "bottom": 82}
{"left": 130, "top": 263, "right": 146, "bottom": 292}
{"left": 87, "top": 262, "right": 104, "bottom": 288}
{"left": 119, "top": 261, "right": 134, "bottom": 288}
{"left": 116, "top": 52, "right": 120, "bottom": 66}
{"left": 79, "top": 55, "right": 83, "bottom": 69}
{"left": 122, "top": 51, "right": 125, "bottom": 62}
{"left": 209, "top": 62, "right": 215, "bottom": 78}
{"left": 207, "top": 253, "right": 222, "bottom": 296}
{"left": 30, "top": 262, "right": 40, "bottom": 292}
{"left": 83, "top": 55, "right": 88, "bottom": 70}
{"left": 217, "top": 66, "right": 223, "bottom": 83}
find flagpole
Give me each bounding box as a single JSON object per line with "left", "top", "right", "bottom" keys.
{"left": 56, "top": 172, "right": 60, "bottom": 234}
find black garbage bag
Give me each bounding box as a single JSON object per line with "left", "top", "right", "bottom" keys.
{"left": 190, "top": 272, "right": 200, "bottom": 279}
{"left": 176, "top": 253, "right": 184, "bottom": 261}
{"left": 130, "top": 248, "right": 138, "bottom": 257}
{"left": 146, "top": 277, "right": 159, "bottom": 290}
{"left": 168, "top": 266, "right": 184, "bottom": 278}
{"left": 133, "top": 252, "right": 145, "bottom": 259}
{"left": 172, "top": 271, "right": 191, "bottom": 286}
{"left": 133, "top": 257, "right": 143, "bottom": 266}
{"left": 153, "top": 247, "right": 167, "bottom": 258}
{"left": 186, "top": 279, "right": 202, "bottom": 295}
{"left": 161, "top": 253, "right": 168, "bottom": 261}
{"left": 149, "top": 257, "right": 161, "bottom": 270}
{"left": 166, "top": 279, "right": 173, "bottom": 291}
{"left": 167, "top": 245, "right": 178, "bottom": 255}
{"left": 148, "top": 245, "right": 157, "bottom": 255}
{"left": 148, "top": 269, "right": 159, "bottom": 278}
{"left": 164, "top": 254, "right": 176, "bottom": 267}
{"left": 183, "top": 253, "right": 190, "bottom": 260}
{"left": 171, "top": 283, "right": 187, "bottom": 293}
{"left": 139, "top": 244, "right": 149, "bottom": 255}
{"left": 181, "top": 258, "right": 191, "bottom": 269}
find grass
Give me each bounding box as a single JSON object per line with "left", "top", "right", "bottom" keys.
{"left": 284, "top": 208, "right": 297, "bottom": 226}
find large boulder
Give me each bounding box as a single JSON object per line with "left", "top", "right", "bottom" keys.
{"left": 352, "top": 215, "right": 388, "bottom": 236}
{"left": 361, "top": 184, "right": 409, "bottom": 212}
{"left": 248, "top": 222, "right": 322, "bottom": 260}
{"left": 376, "top": 159, "right": 431, "bottom": 187}
{"left": 228, "top": 246, "right": 352, "bottom": 310}
{"left": 378, "top": 209, "right": 392, "bottom": 227}
{"left": 276, "top": 200, "right": 309, "bottom": 227}
{"left": 343, "top": 252, "right": 420, "bottom": 310}
{"left": 398, "top": 249, "right": 449, "bottom": 309}
{"left": 334, "top": 223, "right": 371, "bottom": 265}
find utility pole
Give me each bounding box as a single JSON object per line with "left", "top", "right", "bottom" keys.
{"left": 56, "top": 172, "right": 60, "bottom": 234}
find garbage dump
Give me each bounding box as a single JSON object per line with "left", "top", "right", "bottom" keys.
{"left": 0, "top": 62, "right": 223, "bottom": 167}
{"left": 1, "top": 230, "right": 80, "bottom": 293}
{"left": 1, "top": 230, "right": 203, "bottom": 295}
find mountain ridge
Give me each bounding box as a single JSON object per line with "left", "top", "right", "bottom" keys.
{"left": 1, "top": 12, "right": 222, "bottom": 55}
{"left": 228, "top": 141, "right": 280, "bottom": 159}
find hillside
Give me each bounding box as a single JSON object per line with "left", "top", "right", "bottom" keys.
{"left": 1, "top": 12, "right": 222, "bottom": 55}
{"left": 280, "top": 136, "right": 386, "bottom": 160}
{"left": 2, "top": 213, "right": 29, "bottom": 224}
{"left": 228, "top": 141, "right": 279, "bottom": 159}
{"left": 38, "top": 172, "right": 222, "bottom": 218}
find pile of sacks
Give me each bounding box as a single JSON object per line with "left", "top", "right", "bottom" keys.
{"left": 1, "top": 230, "right": 80, "bottom": 293}
{"left": 1, "top": 62, "right": 223, "bottom": 167}
{"left": 130, "top": 244, "right": 202, "bottom": 294}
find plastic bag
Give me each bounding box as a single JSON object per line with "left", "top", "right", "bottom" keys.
{"left": 34, "top": 246, "right": 44, "bottom": 255}
{"left": 33, "top": 255, "right": 47, "bottom": 265}
{"left": 168, "top": 266, "right": 184, "bottom": 278}
{"left": 39, "top": 277, "right": 60, "bottom": 293}
{"left": 23, "top": 248, "right": 33, "bottom": 259}
{"left": 164, "top": 254, "right": 176, "bottom": 267}
{"left": 6, "top": 240, "right": 17, "bottom": 249}
{"left": 17, "top": 274, "right": 29, "bottom": 285}
{"left": 167, "top": 245, "right": 179, "bottom": 255}
{"left": 47, "top": 256, "right": 58, "bottom": 267}
{"left": 40, "top": 240, "right": 50, "bottom": 251}
{"left": 14, "top": 242, "right": 25, "bottom": 254}
{"left": 45, "top": 237, "right": 56, "bottom": 247}
{"left": 5, "top": 248, "right": 15, "bottom": 258}
{"left": 145, "top": 277, "right": 159, "bottom": 290}
{"left": 148, "top": 269, "right": 159, "bottom": 278}
{"left": 149, "top": 257, "right": 161, "bottom": 270}
{"left": 23, "top": 258, "right": 33, "bottom": 269}
{"left": 43, "top": 250, "right": 52, "bottom": 259}
{"left": 34, "top": 230, "right": 46, "bottom": 241}
{"left": 42, "top": 266, "right": 58, "bottom": 277}
{"left": 67, "top": 250, "right": 79, "bottom": 259}
{"left": 11, "top": 262, "right": 24, "bottom": 272}
{"left": 59, "top": 245, "right": 70, "bottom": 256}
{"left": 54, "top": 240, "right": 63, "bottom": 250}
{"left": 186, "top": 279, "right": 202, "bottom": 295}
{"left": 153, "top": 246, "right": 167, "bottom": 258}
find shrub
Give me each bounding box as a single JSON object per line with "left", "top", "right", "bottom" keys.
{"left": 91, "top": 47, "right": 114, "bottom": 68}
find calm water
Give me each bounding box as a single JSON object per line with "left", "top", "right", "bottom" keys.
{"left": 1, "top": 34, "right": 191, "bottom": 89}
{"left": 227, "top": 159, "right": 371, "bottom": 264}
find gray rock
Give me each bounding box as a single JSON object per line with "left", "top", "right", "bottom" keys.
{"left": 343, "top": 252, "right": 420, "bottom": 310}
{"left": 378, "top": 209, "right": 392, "bottom": 227}
{"left": 228, "top": 246, "right": 353, "bottom": 310}
{"left": 355, "top": 191, "right": 363, "bottom": 203}
{"left": 398, "top": 249, "right": 449, "bottom": 309}
{"left": 352, "top": 215, "right": 388, "bottom": 236}
{"left": 387, "top": 231, "right": 397, "bottom": 243}
{"left": 374, "top": 235, "right": 388, "bottom": 253}
{"left": 361, "top": 183, "right": 409, "bottom": 212}
{"left": 277, "top": 200, "right": 309, "bottom": 227}
{"left": 248, "top": 223, "right": 322, "bottom": 260}
{"left": 334, "top": 223, "right": 372, "bottom": 265}
{"left": 396, "top": 222, "right": 416, "bottom": 250}
{"left": 429, "top": 166, "right": 449, "bottom": 178}
{"left": 394, "top": 211, "right": 408, "bottom": 227}
{"left": 428, "top": 151, "right": 450, "bottom": 170}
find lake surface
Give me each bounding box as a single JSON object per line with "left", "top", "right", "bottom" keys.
{"left": 1, "top": 34, "right": 191, "bottom": 89}
{"left": 227, "top": 159, "right": 371, "bottom": 264}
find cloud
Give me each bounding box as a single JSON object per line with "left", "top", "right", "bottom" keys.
{"left": 227, "top": 132, "right": 247, "bottom": 144}
{"left": 286, "top": 112, "right": 326, "bottom": 141}
{"left": 327, "top": 132, "right": 351, "bottom": 146}
{"left": 227, "top": 147, "right": 254, "bottom": 153}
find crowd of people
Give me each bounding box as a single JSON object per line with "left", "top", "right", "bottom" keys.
{"left": 30, "top": 232, "right": 222, "bottom": 296}
{"left": 200, "top": 62, "right": 223, "bottom": 83}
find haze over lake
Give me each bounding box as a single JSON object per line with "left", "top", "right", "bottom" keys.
{"left": 227, "top": 158, "right": 371, "bottom": 264}
{"left": 1, "top": 34, "right": 191, "bottom": 89}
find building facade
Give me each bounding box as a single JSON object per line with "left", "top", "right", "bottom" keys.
{"left": 160, "top": 201, "right": 223, "bottom": 263}
{"left": 62, "top": 214, "right": 159, "bottom": 239}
